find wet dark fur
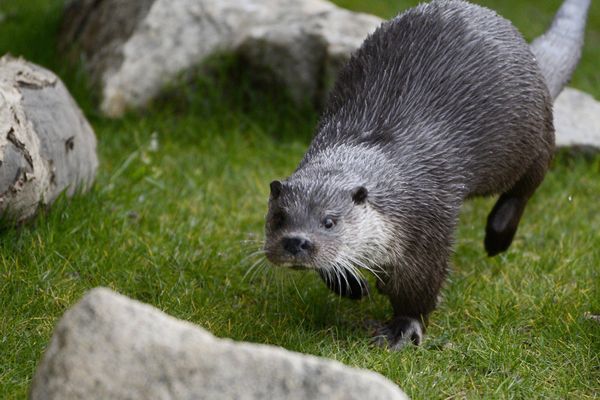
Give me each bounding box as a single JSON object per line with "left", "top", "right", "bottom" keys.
{"left": 264, "top": 0, "right": 587, "bottom": 349}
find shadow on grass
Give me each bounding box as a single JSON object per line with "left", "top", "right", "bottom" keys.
{"left": 148, "top": 54, "right": 319, "bottom": 144}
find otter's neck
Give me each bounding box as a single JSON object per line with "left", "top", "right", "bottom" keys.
{"left": 296, "top": 143, "right": 396, "bottom": 184}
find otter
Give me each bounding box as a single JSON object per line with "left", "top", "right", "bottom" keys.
{"left": 263, "top": 0, "right": 590, "bottom": 349}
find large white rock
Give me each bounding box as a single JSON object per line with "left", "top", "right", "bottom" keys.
{"left": 0, "top": 55, "right": 98, "bottom": 222}
{"left": 30, "top": 287, "right": 409, "bottom": 400}
{"left": 554, "top": 87, "right": 600, "bottom": 150}
{"left": 60, "top": 0, "right": 600, "bottom": 152}
{"left": 59, "top": 0, "right": 382, "bottom": 117}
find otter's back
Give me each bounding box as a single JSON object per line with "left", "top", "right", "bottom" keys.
{"left": 312, "top": 0, "right": 554, "bottom": 195}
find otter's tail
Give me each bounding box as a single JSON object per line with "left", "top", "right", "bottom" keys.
{"left": 530, "top": 0, "right": 591, "bottom": 100}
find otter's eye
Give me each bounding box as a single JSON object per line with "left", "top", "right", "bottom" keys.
{"left": 322, "top": 217, "right": 336, "bottom": 229}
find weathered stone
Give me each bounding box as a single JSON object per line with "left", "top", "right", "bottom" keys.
{"left": 238, "top": 6, "right": 382, "bottom": 105}
{"left": 30, "top": 287, "right": 409, "bottom": 400}
{"left": 554, "top": 87, "right": 600, "bottom": 151}
{"left": 59, "top": 0, "right": 382, "bottom": 117}
{"left": 60, "top": 0, "right": 600, "bottom": 152}
{"left": 0, "top": 55, "right": 98, "bottom": 222}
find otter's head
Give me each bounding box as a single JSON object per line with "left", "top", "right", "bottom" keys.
{"left": 264, "top": 174, "right": 391, "bottom": 275}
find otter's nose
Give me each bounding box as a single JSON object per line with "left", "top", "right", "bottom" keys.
{"left": 282, "top": 236, "right": 313, "bottom": 256}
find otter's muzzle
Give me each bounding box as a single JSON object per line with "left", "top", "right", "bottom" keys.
{"left": 264, "top": 234, "right": 316, "bottom": 267}
{"left": 282, "top": 236, "right": 313, "bottom": 256}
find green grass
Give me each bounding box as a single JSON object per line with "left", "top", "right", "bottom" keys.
{"left": 1, "top": 0, "right": 599, "bottom": 398}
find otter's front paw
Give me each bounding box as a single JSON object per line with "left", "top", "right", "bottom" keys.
{"left": 372, "top": 316, "right": 423, "bottom": 350}
{"left": 318, "top": 269, "right": 369, "bottom": 300}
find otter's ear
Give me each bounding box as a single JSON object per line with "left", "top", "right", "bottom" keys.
{"left": 270, "top": 180, "right": 283, "bottom": 199}
{"left": 351, "top": 186, "right": 368, "bottom": 204}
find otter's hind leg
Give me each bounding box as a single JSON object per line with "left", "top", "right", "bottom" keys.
{"left": 485, "top": 153, "right": 551, "bottom": 256}
{"left": 318, "top": 269, "right": 369, "bottom": 300}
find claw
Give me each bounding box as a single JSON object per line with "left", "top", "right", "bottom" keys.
{"left": 371, "top": 316, "right": 423, "bottom": 350}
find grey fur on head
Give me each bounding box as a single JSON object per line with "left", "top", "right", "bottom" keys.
{"left": 263, "top": 0, "right": 589, "bottom": 349}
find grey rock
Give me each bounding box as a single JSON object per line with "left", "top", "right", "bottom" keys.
{"left": 30, "top": 287, "right": 409, "bottom": 400}
{"left": 61, "top": 0, "right": 600, "bottom": 151}
{"left": 238, "top": 6, "right": 382, "bottom": 105}
{"left": 554, "top": 87, "right": 600, "bottom": 150}
{"left": 0, "top": 55, "right": 98, "bottom": 222}
{"left": 59, "top": 0, "right": 382, "bottom": 117}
